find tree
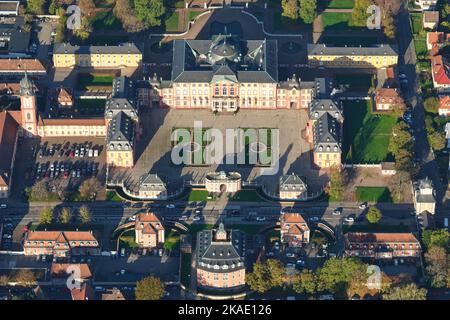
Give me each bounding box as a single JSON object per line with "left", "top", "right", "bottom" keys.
{"left": 428, "top": 131, "right": 446, "bottom": 152}
{"left": 293, "top": 269, "right": 316, "bottom": 294}
{"left": 421, "top": 229, "right": 450, "bottom": 250}
{"left": 12, "top": 269, "right": 36, "bottom": 287}
{"left": 352, "top": 0, "right": 373, "bottom": 27}
{"left": 39, "top": 207, "right": 54, "bottom": 225}
{"left": 79, "top": 205, "right": 92, "bottom": 224}
{"left": 425, "top": 246, "right": 448, "bottom": 288}
{"left": 327, "top": 165, "right": 344, "bottom": 201}
{"left": 27, "top": 0, "right": 46, "bottom": 15}
{"left": 29, "top": 180, "right": 51, "bottom": 201}
{"left": 299, "top": 0, "right": 317, "bottom": 24}
{"left": 424, "top": 97, "right": 440, "bottom": 114}
{"left": 77, "top": 0, "right": 96, "bottom": 17}
{"left": 134, "top": 0, "right": 165, "bottom": 28}
{"left": 59, "top": 207, "right": 72, "bottom": 224}
{"left": 317, "top": 257, "right": 367, "bottom": 294}
{"left": 246, "top": 259, "right": 285, "bottom": 293}
{"left": 366, "top": 207, "right": 382, "bottom": 224}
{"left": 389, "top": 171, "right": 408, "bottom": 203}
{"left": 0, "top": 275, "right": 9, "bottom": 286}
{"left": 281, "top": 0, "right": 299, "bottom": 20}
{"left": 382, "top": 9, "right": 396, "bottom": 39}
{"left": 135, "top": 276, "right": 165, "bottom": 300}
{"left": 79, "top": 178, "right": 101, "bottom": 200}
{"left": 382, "top": 283, "right": 427, "bottom": 300}
{"left": 73, "top": 17, "right": 93, "bottom": 41}
{"left": 114, "top": 0, "right": 146, "bottom": 32}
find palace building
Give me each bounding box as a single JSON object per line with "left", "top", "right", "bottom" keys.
{"left": 148, "top": 35, "right": 316, "bottom": 111}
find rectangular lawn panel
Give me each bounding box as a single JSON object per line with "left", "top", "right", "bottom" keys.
{"left": 356, "top": 186, "right": 392, "bottom": 202}
{"left": 77, "top": 73, "right": 114, "bottom": 90}
{"left": 343, "top": 100, "right": 397, "bottom": 163}
{"left": 165, "top": 11, "right": 179, "bottom": 31}
{"left": 414, "top": 37, "right": 428, "bottom": 59}
{"left": 188, "top": 189, "right": 210, "bottom": 202}
{"left": 326, "top": 0, "right": 355, "bottom": 9}
{"left": 410, "top": 13, "right": 423, "bottom": 35}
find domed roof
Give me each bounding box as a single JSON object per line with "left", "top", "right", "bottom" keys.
{"left": 208, "top": 36, "right": 240, "bottom": 65}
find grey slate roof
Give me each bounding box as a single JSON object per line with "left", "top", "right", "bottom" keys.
{"left": 0, "top": 16, "right": 30, "bottom": 54}
{"left": 171, "top": 36, "right": 278, "bottom": 84}
{"left": 309, "top": 98, "right": 343, "bottom": 121}
{"left": 197, "top": 225, "right": 245, "bottom": 273}
{"left": 54, "top": 42, "right": 141, "bottom": 55}
{"left": 140, "top": 173, "right": 166, "bottom": 191}
{"left": 105, "top": 76, "right": 138, "bottom": 120}
{"left": 308, "top": 43, "right": 398, "bottom": 57}
{"left": 106, "top": 111, "right": 134, "bottom": 151}
{"left": 279, "top": 174, "right": 307, "bottom": 192}
{"left": 313, "top": 112, "right": 342, "bottom": 152}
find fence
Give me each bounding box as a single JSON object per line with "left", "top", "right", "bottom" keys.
{"left": 261, "top": 185, "right": 325, "bottom": 202}
{"left": 343, "top": 163, "right": 382, "bottom": 169}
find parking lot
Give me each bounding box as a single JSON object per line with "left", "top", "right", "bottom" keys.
{"left": 12, "top": 137, "right": 107, "bottom": 200}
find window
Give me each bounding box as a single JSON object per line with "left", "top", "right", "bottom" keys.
{"left": 222, "top": 87, "right": 227, "bottom": 95}
{"left": 214, "top": 87, "right": 219, "bottom": 95}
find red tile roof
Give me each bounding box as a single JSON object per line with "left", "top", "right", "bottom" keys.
{"left": 431, "top": 54, "right": 450, "bottom": 85}
{"left": 375, "top": 88, "right": 404, "bottom": 105}
{"left": 38, "top": 117, "right": 106, "bottom": 126}
{"left": 0, "top": 58, "right": 46, "bottom": 72}
{"left": 440, "top": 96, "right": 450, "bottom": 110}
{"left": 71, "top": 283, "right": 95, "bottom": 300}
{"left": 51, "top": 263, "right": 92, "bottom": 279}
{"left": 280, "top": 213, "right": 307, "bottom": 224}
{"left": 135, "top": 212, "right": 164, "bottom": 234}
{"left": 345, "top": 232, "right": 419, "bottom": 243}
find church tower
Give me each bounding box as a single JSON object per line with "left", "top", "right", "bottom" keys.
{"left": 20, "top": 72, "right": 38, "bottom": 137}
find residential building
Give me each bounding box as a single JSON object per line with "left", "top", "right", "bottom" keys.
{"left": 106, "top": 111, "right": 135, "bottom": 167}
{"left": 53, "top": 43, "right": 142, "bottom": 68}
{"left": 312, "top": 112, "right": 342, "bottom": 168}
{"left": 413, "top": 178, "right": 436, "bottom": 215}
{"left": 280, "top": 213, "right": 310, "bottom": 247}
{"left": 307, "top": 44, "right": 398, "bottom": 69}
{"left": 104, "top": 76, "right": 139, "bottom": 124}
{"left": 0, "top": 16, "right": 31, "bottom": 57}
{"left": 423, "top": 11, "right": 440, "bottom": 30}
{"left": 0, "top": 1, "right": 19, "bottom": 16}
{"left": 381, "top": 162, "right": 396, "bottom": 175}
{"left": 101, "top": 288, "right": 126, "bottom": 300}
{"left": 430, "top": 50, "right": 450, "bottom": 92}
{"left": 0, "top": 58, "right": 46, "bottom": 76}
{"left": 375, "top": 88, "right": 404, "bottom": 111}
{"left": 344, "top": 232, "right": 421, "bottom": 260}
{"left": 138, "top": 173, "right": 167, "bottom": 199}
{"left": 134, "top": 212, "right": 165, "bottom": 249}
{"left": 204, "top": 171, "right": 241, "bottom": 193}
{"left": 426, "top": 32, "right": 449, "bottom": 50}
{"left": 71, "top": 283, "right": 95, "bottom": 300}
{"left": 438, "top": 96, "right": 450, "bottom": 116}
{"left": 0, "top": 81, "right": 37, "bottom": 98}
{"left": 196, "top": 223, "right": 246, "bottom": 290}
{"left": 415, "top": 0, "right": 438, "bottom": 10}
{"left": 148, "top": 35, "right": 315, "bottom": 111}
{"left": 23, "top": 231, "right": 100, "bottom": 257}
{"left": 0, "top": 110, "right": 19, "bottom": 198}
{"left": 278, "top": 173, "right": 308, "bottom": 200}
{"left": 57, "top": 87, "right": 73, "bottom": 108}
{"left": 50, "top": 263, "right": 92, "bottom": 283}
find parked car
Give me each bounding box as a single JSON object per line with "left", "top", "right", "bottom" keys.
{"left": 256, "top": 216, "right": 266, "bottom": 222}
{"left": 309, "top": 216, "right": 319, "bottom": 222}
{"left": 166, "top": 204, "right": 175, "bottom": 209}
{"left": 344, "top": 216, "right": 355, "bottom": 223}
{"left": 359, "top": 202, "right": 368, "bottom": 210}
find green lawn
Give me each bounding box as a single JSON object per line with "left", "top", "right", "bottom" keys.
{"left": 335, "top": 74, "right": 373, "bottom": 91}
{"left": 343, "top": 100, "right": 397, "bottom": 163}
{"left": 321, "top": 12, "right": 363, "bottom": 31}
{"left": 188, "top": 10, "right": 203, "bottom": 21}
{"left": 180, "top": 253, "right": 192, "bottom": 287}
{"left": 164, "top": 230, "right": 180, "bottom": 251}
{"left": 165, "top": 11, "right": 179, "bottom": 31}
{"left": 77, "top": 73, "right": 115, "bottom": 90}
{"left": 119, "top": 230, "right": 138, "bottom": 249}
{"left": 356, "top": 187, "right": 392, "bottom": 202}
{"left": 188, "top": 189, "right": 214, "bottom": 202}
{"left": 106, "top": 190, "right": 122, "bottom": 201}
{"left": 228, "top": 189, "right": 265, "bottom": 202}
{"left": 410, "top": 13, "right": 423, "bottom": 35}
{"left": 325, "top": 0, "right": 354, "bottom": 9}
{"left": 343, "top": 224, "right": 410, "bottom": 234}
{"left": 414, "top": 37, "right": 428, "bottom": 59}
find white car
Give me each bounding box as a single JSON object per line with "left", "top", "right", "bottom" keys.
{"left": 256, "top": 216, "right": 266, "bottom": 222}
{"left": 309, "top": 216, "right": 319, "bottom": 222}
{"left": 332, "top": 209, "right": 341, "bottom": 216}
{"left": 286, "top": 252, "right": 295, "bottom": 258}
{"left": 344, "top": 216, "right": 355, "bottom": 223}
{"left": 192, "top": 216, "right": 201, "bottom": 221}
{"left": 0, "top": 203, "right": 7, "bottom": 209}
{"left": 178, "top": 216, "right": 188, "bottom": 221}
{"left": 166, "top": 204, "right": 175, "bottom": 209}
{"left": 359, "top": 203, "right": 367, "bottom": 210}
{"left": 399, "top": 73, "right": 407, "bottom": 79}
{"left": 285, "top": 263, "right": 296, "bottom": 268}
{"left": 128, "top": 215, "right": 136, "bottom": 222}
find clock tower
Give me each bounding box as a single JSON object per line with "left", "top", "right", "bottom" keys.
{"left": 20, "top": 72, "right": 38, "bottom": 137}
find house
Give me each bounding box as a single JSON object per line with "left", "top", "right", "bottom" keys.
{"left": 57, "top": 87, "right": 73, "bottom": 108}
{"left": 426, "top": 32, "right": 450, "bottom": 50}
{"left": 384, "top": 67, "right": 399, "bottom": 88}
{"left": 0, "top": 1, "right": 19, "bottom": 16}
{"left": 344, "top": 232, "right": 421, "bottom": 260}
{"left": 307, "top": 44, "right": 398, "bottom": 69}
{"left": 0, "top": 16, "right": 31, "bottom": 57}
{"left": 53, "top": 43, "right": 142, "bottom": 69}
{"left": 423, "top": 11, "right": 439, "bottom": 30}
{"left": 439, "top": 96, "right": 450, "bottom": 117}
{"left": 0, "top": 58, "right": 46, "bottom": 76}
{"left": 415, "top": 0, "right": 437, "bottom": 10}
{"left": 0, "top": 82, "right": 38, "bottom": 98}
{"left": 375, "top": 88, "right": 404, "bottom": 111}
{"left": 205, "top": 171, "right": 241, "bottom": 193}
{"left": 106, "top": 111, "right": 135, "bottom": 168}
{"left": 71, "top": 283, "right": 95, "bottom": 300}
{"left": 430, "top": 52, "right": 450, "bottom": 92}
{"left": 138, "top": 173, "right": 167, "bottom": 200}
{"left": 101, "top": 288, "right": 126, "bottom": 300}
{"left": 134, "top": 212, "right": 165, "bottom": 249}
{"left": 196, "top": 223, "right": 246, "bottom": 290}
{"left": 381, "top": 162, "right": 396, "bottom": 175}
{"left": 50, "top": 263, "right": 92, "bottom": 287}
{"left": 280, "top": 213, "right": 310, "bottom": 247}
{"left": 413, "top": 178, "right": 436, "bottom": 215}
{"left": 278, "top": 173, "right": 308, "bottom": 200}
{"left": 23, "top": 231, "right": 100, "bottom": 257}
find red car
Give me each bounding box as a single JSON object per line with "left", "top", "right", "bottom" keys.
{"left": 69, "top": 151, "right": 75, "bottom": 158}
{"left": 63, "top": 171, "right": 69, "bottom": 179}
